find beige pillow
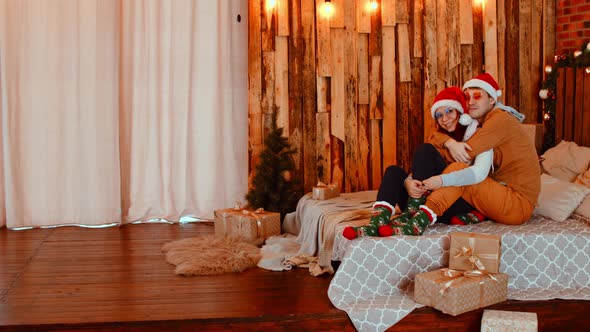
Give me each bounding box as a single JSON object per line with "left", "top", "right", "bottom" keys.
{"left": 534, "top": 173, "right": 590, "bottom": 221}
{"left": 574, "top": 168, "right": 590, "bottom": 219}
{"left": 541, "top": 140, "right": 590, "bottom": 182}
{"left": 574, "top": 168, "right": 590, "bottom": 187}
{"left": 575, "top": 196, "right": 590, "bottom": 220}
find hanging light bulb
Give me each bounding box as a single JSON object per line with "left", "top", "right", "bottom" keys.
{"left": 586, "top": 67, "right": 590, "bottom": 76}
{"left": 322, "top": 0, "right": 335, "bottom": 18}
{"left": 366, "top": 1, "right": 378, "bottom": 12}
{"left": 574, "top": 50, "right": 582, "bottom": 58}
{"left": 543, "top": 112, "right": 551, "bottom": 121}
{"left": 266, "top": 0, "right": 277, "bottom": 11}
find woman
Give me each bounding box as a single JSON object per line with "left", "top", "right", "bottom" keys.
{"left": 343, "top": 87, "right": 492, "bottom": 239}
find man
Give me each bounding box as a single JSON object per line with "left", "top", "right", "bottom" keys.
{"left": 393, "top": 73, "right": 540, "bottom": 234}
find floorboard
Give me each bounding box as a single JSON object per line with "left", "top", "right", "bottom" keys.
{"left": 0, "top": 223, "right": 588, "bottom": 331}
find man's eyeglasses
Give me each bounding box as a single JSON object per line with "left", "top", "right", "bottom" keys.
{"left": 434, "top": 108, "right": 455, "bottom": 120}
{"left": 464, "top": 91, "right": 484, "bottom": 101}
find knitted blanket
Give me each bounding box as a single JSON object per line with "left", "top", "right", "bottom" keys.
{"left": 281, "top": 191, "right": 375, "bottom": 275}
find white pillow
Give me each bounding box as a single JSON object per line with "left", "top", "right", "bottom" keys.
{"left": 534, "top": 173, "right": 590, "bottom": 221}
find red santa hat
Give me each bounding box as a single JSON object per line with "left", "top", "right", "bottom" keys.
{"left": 462, "top": 73, "right": 502, "bottom": 102}
{"left": 430, "top": 87, "right": 472, "bottom": 126}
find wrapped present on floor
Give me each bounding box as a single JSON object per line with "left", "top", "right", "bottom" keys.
{"left": 481, "top": 309, "right": 538, "bottom": 332}
{"left": 214, "top": 207, "right": 281, "bottom": 242}
{"left": 449, "top": 232, "right": 502, "bottom": 273}
{"left": 414, "top": 268, "right": 508, "bottom": 316}
{"left": 312, "top": 182, "right": 340, "bottom": 200}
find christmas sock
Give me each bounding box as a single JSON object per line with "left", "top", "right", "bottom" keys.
{"left": 368, "top": 201, "right": 395, "bottom": 227}
{"left": 378, "top": 205, "right": 437, "bottom": 236}
{"left": 376, "top": 211, "right": 411, "bottom": 236}
{"left": 342, "top": 224, "right": 380, "bottom": 239}
{"left": 450, "top": 210, "right": 485, "bottom": 225}
{"left": 406, "top": 196, "right": 426, "bottom": 215}
{"left": 343, "top": 201, "right": 394, "bottom": 240}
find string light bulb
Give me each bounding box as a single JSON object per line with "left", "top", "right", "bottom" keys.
{"left": 538, "top": 89, "right": 549, "bottom": 100}
{"left": 586, "top": 67, "right": 590, "bottom": 76}
{"left": 543, "top": 112, "right": 551, "bottom": 121}
{"left": 544, "top": 65, "right": 552, "bottom": 74}
{"left": 322, "top": 0, "right": 334, "bottom": 18}
{"left": 574, "top": 50, "right": 582, "bottom": 58}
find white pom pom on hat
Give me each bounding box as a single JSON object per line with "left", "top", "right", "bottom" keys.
{"left": 430, "top": 86, "right": 473, "bottom": 125}
{"left": 459, "top": 113, "right": 474, "bottom": 126}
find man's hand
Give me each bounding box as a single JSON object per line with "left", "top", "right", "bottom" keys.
{"left": 445, "top": 139, "right": 472, "bottom": 163}
{"left": 422, "top": 175, "right": 443, "bottom": 191}
{"left": 404, "top": 178, "right": 426, "bottom": 198}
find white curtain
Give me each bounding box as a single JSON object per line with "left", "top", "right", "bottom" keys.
{"left": 0, "top": 0, "right": 121, "bottom": 228}
{"left": 0, "top": 0, "right": 248, "bottom": 228}
{"left": 120, "top": 0, "right": 248, "bottom": 223}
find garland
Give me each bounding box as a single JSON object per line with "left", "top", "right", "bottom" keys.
{"left": 539, "top": 41, "right": 590, "bottom": 152}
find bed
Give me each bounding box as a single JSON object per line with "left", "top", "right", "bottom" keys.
{"left": 329, "top": 210, "right": 590, "bottom": 330}
{"left": 284, "top": 129, "right": 589, "bottom": 330}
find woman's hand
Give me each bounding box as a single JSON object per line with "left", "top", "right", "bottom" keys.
{"left": 422, "top": 175, "right": 443, "bottom": 191}
{"left": 445, "top": 139, "right": 472, "bottom": 163}
{"left": 405, "top": 178, "right": 426, "bottom": 198}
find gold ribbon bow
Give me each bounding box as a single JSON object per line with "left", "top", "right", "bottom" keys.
{"left": 437, "top": 268, "right": 498, "bottom": 310}
{"left": 241, "top": 207, "right": 265, "bottom": 238}
{"left": 438, "top": 268, "right": 498, "bottom": 295}
{"left": 453, "top": 235, "right": 499, "bottom": 272}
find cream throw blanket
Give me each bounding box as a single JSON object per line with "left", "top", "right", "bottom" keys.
{"left": 261, "top": 191, "right": 375, "bottom": 275}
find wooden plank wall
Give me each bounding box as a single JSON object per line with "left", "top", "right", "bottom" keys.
{"left": 248, "top": 0, "right": 554, "bottom": 194}
{"left": 554, "top": 67, "right": 590, "bottom": 147}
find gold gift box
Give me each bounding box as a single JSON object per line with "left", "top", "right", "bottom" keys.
{"left": 481, "top": 309, "right": 538, "bottom": 332}
{"left": 414, "top": 268, "right": 508, "bottom": 316}
{"left": 214, "top": 208, "right": 281, "bottom": 242}
{"left": 449, "top": 232, "right": 501, "bottom": 273}
{"left": 312, "top": 183, "right": 340, "bottom": 200}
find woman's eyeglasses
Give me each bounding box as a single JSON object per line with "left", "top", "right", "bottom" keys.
{"left": 464, "top": 91, "right": 483, "bottom": 101}
{"left": 434, "top": 108, "right": 455, "bottom": 120}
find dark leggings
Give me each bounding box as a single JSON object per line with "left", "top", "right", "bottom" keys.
{"left": 376, "top": 143, "right": 474, "bottom": 224}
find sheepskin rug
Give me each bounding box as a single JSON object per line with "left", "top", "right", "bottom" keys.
{"left": 162, "top": 235, "right": 262, "bottom": 276}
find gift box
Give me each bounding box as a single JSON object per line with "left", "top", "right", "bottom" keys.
{"left": 214, "top": 208, "right": 281, "bottom": 242}
{"left": 414, "top": 268, "right": 508, "bottom": 316}
{"left": 481, "top": 309, "right": 538, "bottom": 332}
{"left": 312, "top": 182, "right": 340, "bottom": 200}
{"left": 449, "top": 232, "right": 502, "bottom": 273}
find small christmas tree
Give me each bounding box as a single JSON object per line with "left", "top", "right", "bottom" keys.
{"left": 246, "top": 106, "right": 303, "bottom": 220}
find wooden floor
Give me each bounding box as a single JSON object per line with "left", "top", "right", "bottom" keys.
{"left": 0, "top": 222, "right": 588, "bottom": 332}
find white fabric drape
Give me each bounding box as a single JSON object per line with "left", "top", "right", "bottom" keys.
{"left": 0, "top": 0, "right": 248, "bottom": 228}
{"left": 120, "top": 0, "right": 248, "bottom": 223}
{"left": 0, "top": 0, "right": 121, "bottom": 228}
